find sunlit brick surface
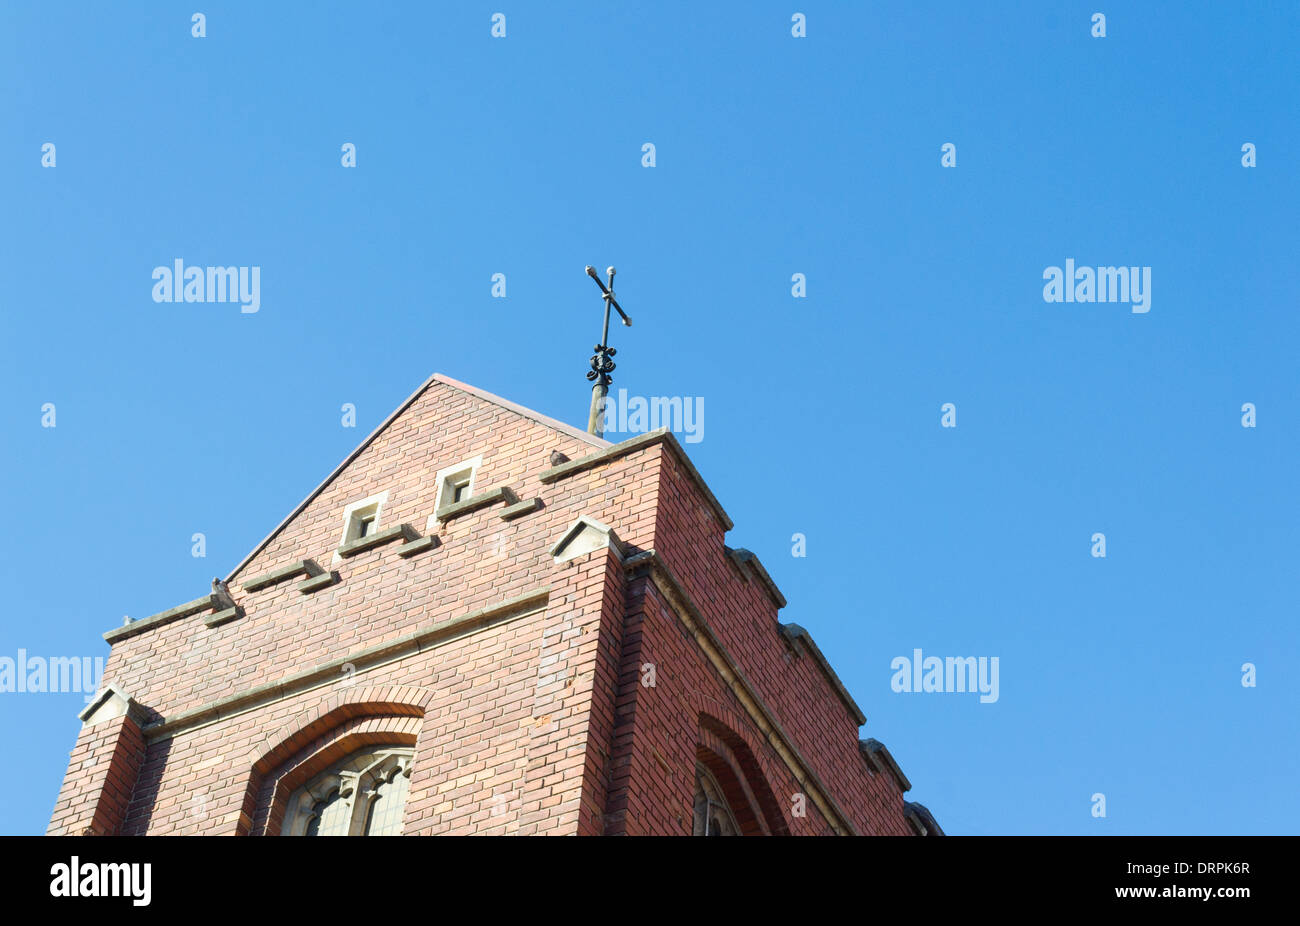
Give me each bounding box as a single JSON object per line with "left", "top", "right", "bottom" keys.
{"left": 48, "top": 377, "right": 916, "bottom": 836}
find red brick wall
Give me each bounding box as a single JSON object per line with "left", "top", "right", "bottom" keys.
{"left": 630, "top": 445, "right": 913, "bottom": 835}
{"left": 47, "top": 378, "right": 917, "bottom": 836}
{"left": 47, "top": 709, "right": 145, "bottom": 836}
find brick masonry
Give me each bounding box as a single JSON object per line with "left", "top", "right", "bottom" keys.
{"left": 47, "top": 373, "right": 930, "bottom": 836}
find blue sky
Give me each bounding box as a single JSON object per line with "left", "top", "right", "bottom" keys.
{"left": 2, "top": 1, "right": 1297, "bottom": 836}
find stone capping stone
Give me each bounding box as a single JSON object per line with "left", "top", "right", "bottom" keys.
{"left": 204, "top": 606, "right": 244, "bottom": 628}
{"left": 337, "top": 522, "right": 419, "bottom": 558}
{"left": 780, "top": 623, "right": 866, "bottom": 726}
{"left": 622, "top": 548, "right": 858, "bottom": 836}
{"left": 396, "top": 535, "right": 437, "bottom": 558}
{"left": 904, "top": 801, "right": 944, "bottom": 836}
{"left": 242, "top": 558, "right": 324, "bottom": 592}
{"left": 549, "top": 515, "right": 624, "bottom": 564}
{"left": 499, "top": 497, "right": 542, "bottom": 521}
{"left": 140, "top": 586, "right": 551, "bottom": 742}
{"left": 537, "top": 428, "right": 733, "bottom": 531}
{"left": 726, "top": 547, "right": 788, "bottom": 610}
{"left": 861, "top": 738, "right": 912, "bottom": 794}
{"left": 104, "top": 593, "right": 220, "bottom": 645}
{"left": 435, "top": 486, "right": 519, "bottom": 523}
{"left": 297, "top": 572, "right": 338, "bottom": 594}
{"left": 79, "top": 683, "right": 147, "bottom": 726}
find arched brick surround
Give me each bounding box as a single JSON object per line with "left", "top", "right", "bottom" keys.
{"left": 697, "top": 713, "right": 790, "bottom": 836}
{"left": 239, "top": 686, "right": 432, "bottom": 835}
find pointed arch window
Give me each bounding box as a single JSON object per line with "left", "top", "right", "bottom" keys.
{"left": 285, "top": 746, "right": 413, "bottom": 836}
{"left": 693, "top": 764, "right": 741, "bottom": 836}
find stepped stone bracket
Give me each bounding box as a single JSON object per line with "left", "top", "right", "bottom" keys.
{"left": 204, "top": 581, "right": 243, "bottom": 627}
{"left": 204, "top": 604, "right": 245, "bottom": 628}
{"left": 499, "top": 498, "right": 542, "bottom": 521}
{"left": 297, "top": 571, "right": 338, "bottom": 594}
{"left": 396, "top": 534, "right": 438, "bottom": 558}
{"left": 337, "top": 523, "right": 420, "bottom": 558}
{"left": 436, "top": 486, "right": 520, "bottom": 523}
{"left": 243, "top": 558, "right": 326, "bottom": 593}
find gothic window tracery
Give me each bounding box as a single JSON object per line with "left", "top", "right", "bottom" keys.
{"left": 285, "top": 746, "right": 413, "bottom": 836}
{"left": 692, "top": 763, "right": 741, "bottom": 836}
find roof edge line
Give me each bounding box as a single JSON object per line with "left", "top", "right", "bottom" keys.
{"left": 780, "top": 623, "right": 867, "bottom": 727}
{"left": 431, "top": 374, "right": 610, "bottom": 449}
{"left": 224, "top": 371, "right": 441, "bottom": 584}
{"left": 861, "top": 738, "right": 913, "bottom": 793}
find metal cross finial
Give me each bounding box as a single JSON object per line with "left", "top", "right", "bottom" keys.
{"left": 584, "top": 265, "right": 632, "bottom": 437}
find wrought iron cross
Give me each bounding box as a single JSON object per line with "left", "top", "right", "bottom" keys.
{"left": 584, "top": 265, "right": 632, "bottom": 437}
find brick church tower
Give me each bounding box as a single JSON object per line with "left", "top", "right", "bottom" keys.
{"left": 48, "top": 374, "right": 941, "bottom": 836}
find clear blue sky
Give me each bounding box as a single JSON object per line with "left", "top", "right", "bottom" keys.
{"left": 2, "top": 1, "right": 1296, "bottom": 836}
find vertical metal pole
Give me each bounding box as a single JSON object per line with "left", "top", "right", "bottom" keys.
{"left": 588, "top": 381, "right": 608, "bottom": 437}
{"left": 588, "top": 295, "right": 613, "bottom": 437}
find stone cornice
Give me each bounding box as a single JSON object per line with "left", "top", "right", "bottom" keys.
{"left": 140, "top": 587, "right": 551, "bottom": 742}
{"left": 104, "top": 594, "right": 222, "bottom": 645}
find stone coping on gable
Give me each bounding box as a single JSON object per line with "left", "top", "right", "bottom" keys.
{"left": 780, "top": 623, "right": 867, "bottom": 727}
{"left": 861, "top": 737, "right": 913, "bottom": 794}
{"left": 726, "top": 547, "right": 788, "bottom": 610}
{"left": 904, "top": 801, "right": 945, "bottom": 836}
{"left": 431, "top": 374, "right": 609, "bottom": 450}
{"left": 223, "top": 373, "right": 607, "bottom": 588}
